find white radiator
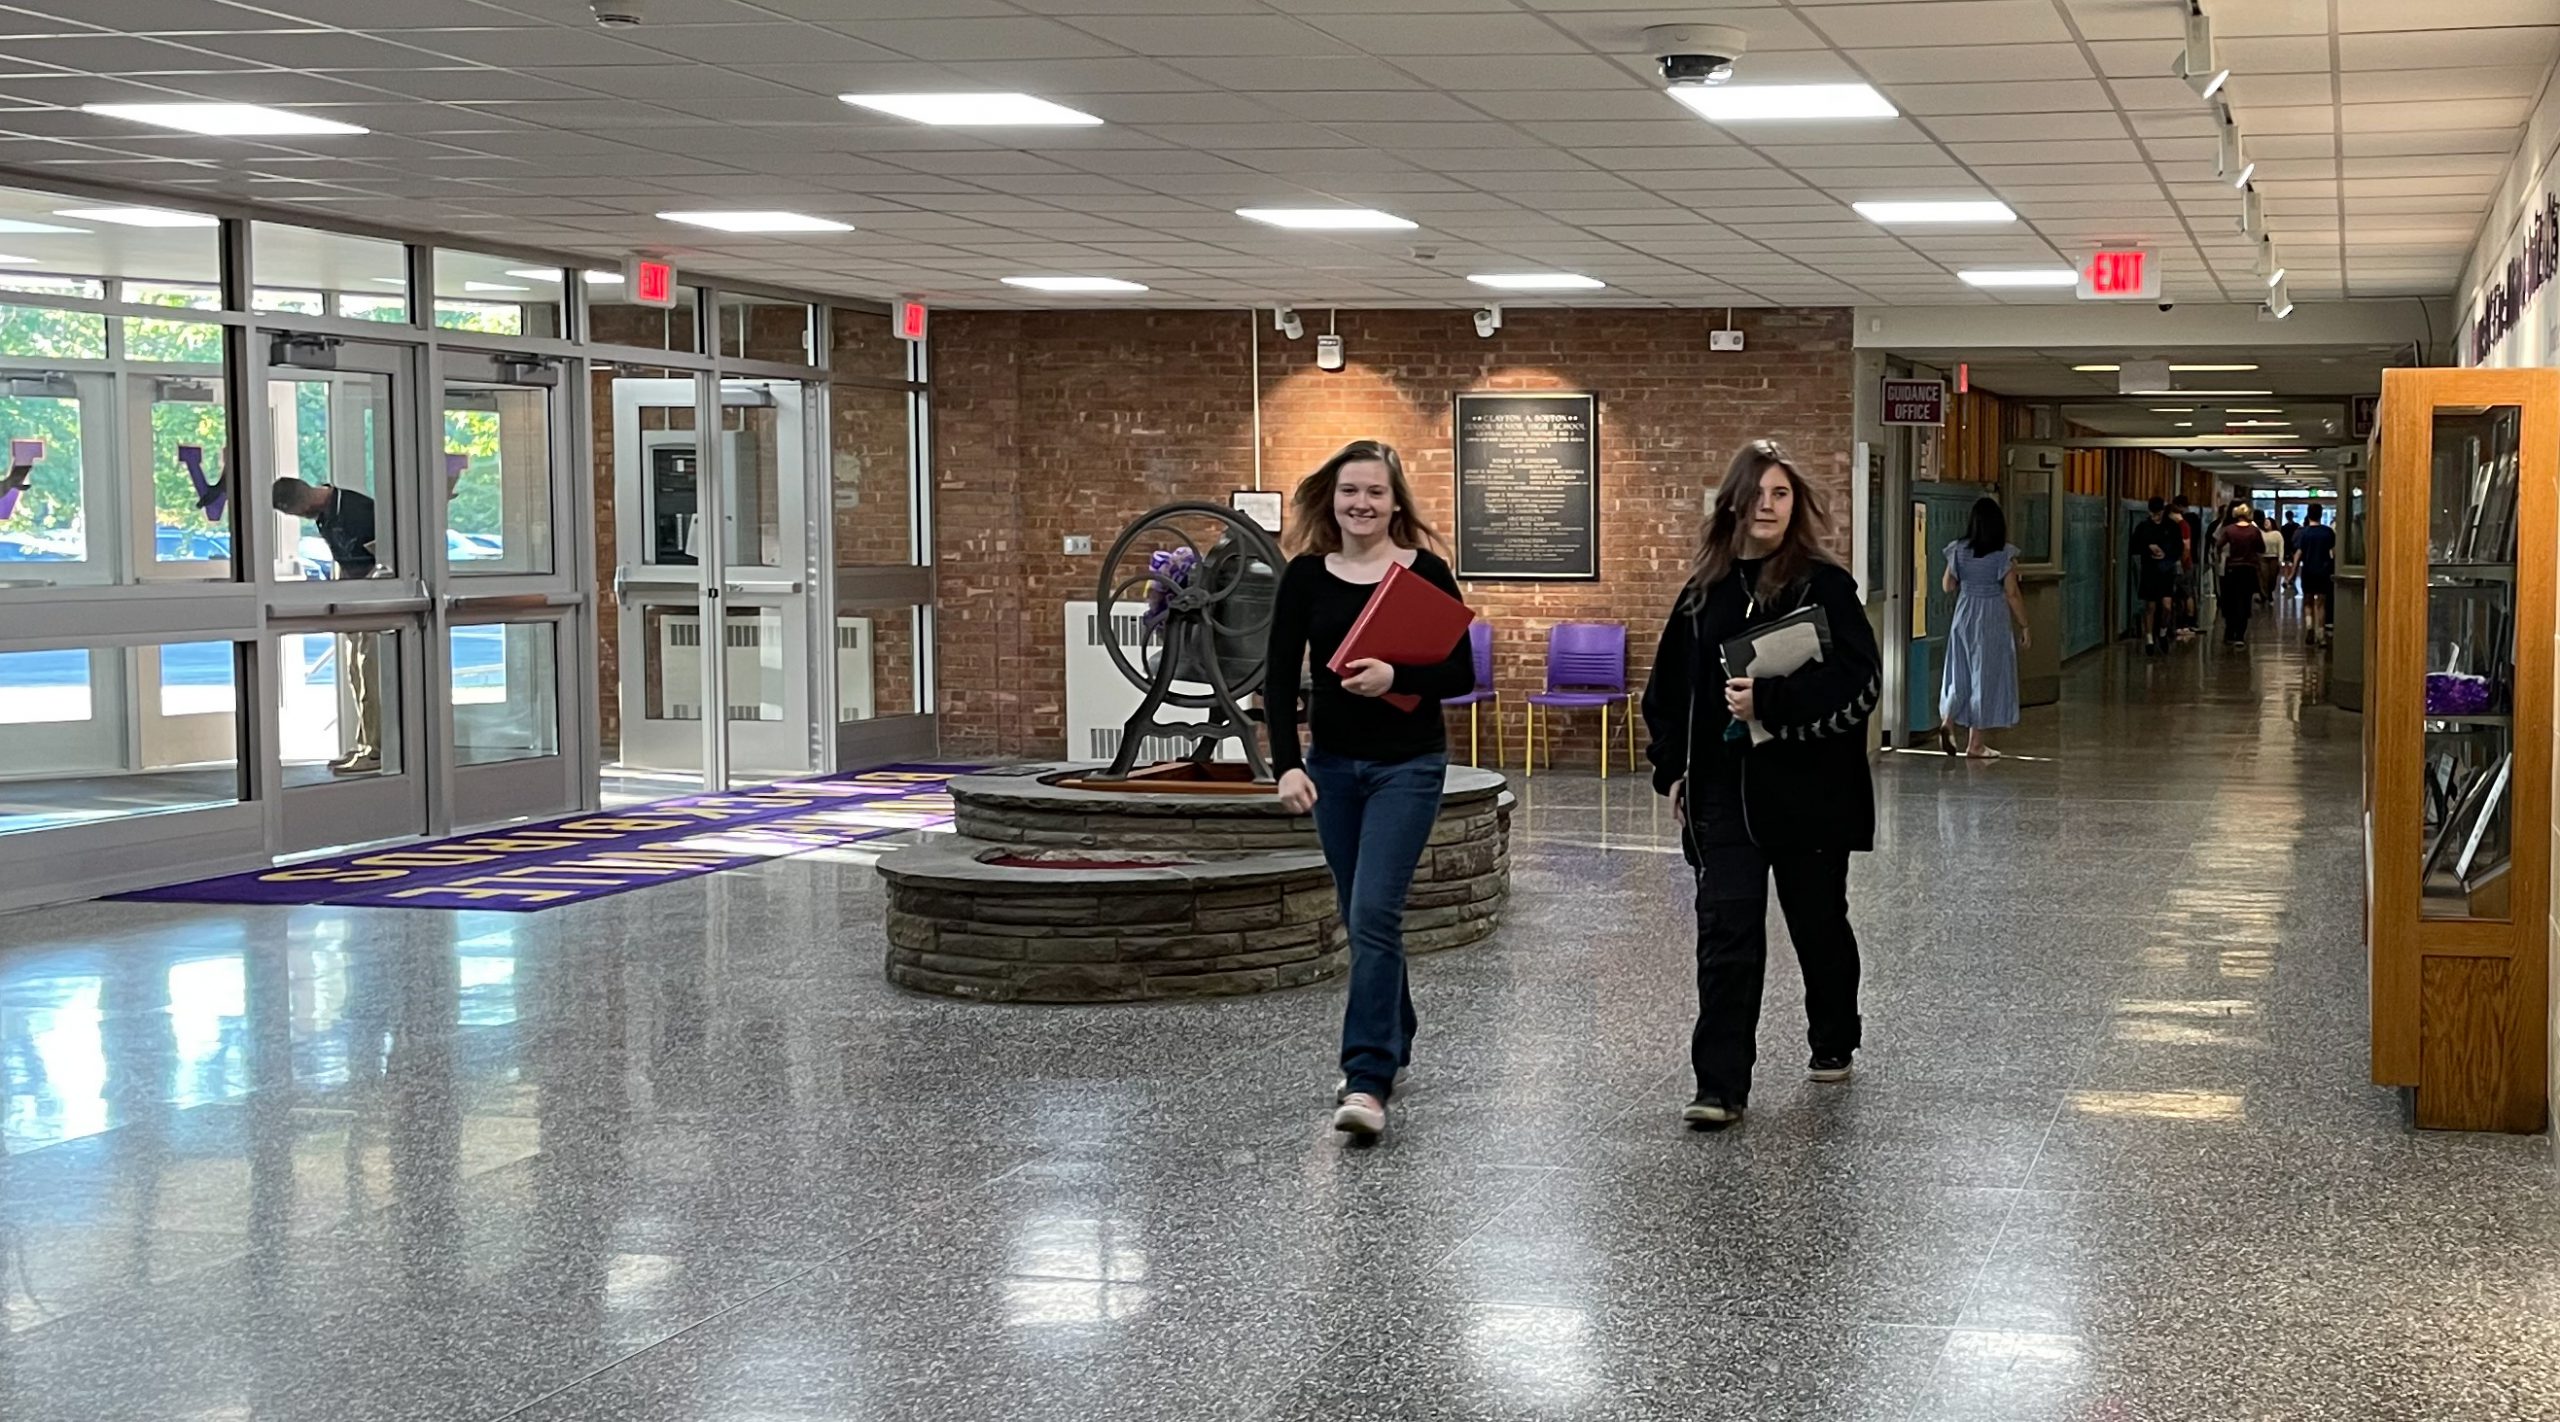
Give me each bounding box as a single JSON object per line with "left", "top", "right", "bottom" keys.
{"left": 1062, "top": 600, "right": 1243, "bottom": 764}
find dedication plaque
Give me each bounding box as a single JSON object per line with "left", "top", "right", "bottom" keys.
{"left": 1454, "top": 392, "right": 1599, "bottom": 580}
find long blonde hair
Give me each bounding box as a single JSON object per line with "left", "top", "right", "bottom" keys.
{"left": 1687, "top": 438, "right": 1838, "bottom": 604}
{"left": 1284, "top": 439, "right": 1445, "bottom": 557}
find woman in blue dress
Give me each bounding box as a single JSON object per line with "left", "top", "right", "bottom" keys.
{"left": 1937, "top": 497, "right": 2030, "bottom": 760}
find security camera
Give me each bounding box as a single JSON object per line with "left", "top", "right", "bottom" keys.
{"left": 1273, "top": 305, "right": 1303, "bottom": 340}
{"left": 1472, "top": 305, "right": 1502, "bottom": 339}
{"left": 2158, "top": 301, "right": 2176, "bottom": 313}
{"left": 1410, "top": 244, "right": 1441, "bottom": 263}
{"left": 1645, "top": 24, "right": 1747, "bottom": 87}
{"left": 591, "top": 0, "right": 643, "bottom": 25}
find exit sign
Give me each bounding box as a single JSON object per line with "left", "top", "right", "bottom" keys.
{"left": 896, "top": 298, "right": 928, "bottom": 341}
{"left": 624, "top": 255, "right": 677, "bottom": 309}
{"left": 2078, "top": 248, "right": 2160, "bottom": 301}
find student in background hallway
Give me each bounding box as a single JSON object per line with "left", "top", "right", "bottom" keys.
{"left": 2170, "top": 493, "right": 2202, "bottom": 638}
{"left": 2216, "top": 500, "right": 2269, "bottom": 647}
{"left": 270, "top": 476, "right": 381, "bottom": 774}
{"left": 1263, "top": 439, "right": 1477, "bottom": 1143}
{"left": 2257, "top": 507, "right": 2284, "bottom": 606}
{"left": 1937, "top": 496, "right": 2027, "bottom": 760}
{"left": 2131, "top": 498, "right": 2182, "bottom": 654}
{"left": 2292, "top": 502, "right": 2338, "bottom": 646}
{"left": 2279, "top": 509, "right": 2303, "bottom": 594}
{"left": 1642, "top": 439, "right": 1879, "bottom": 1130}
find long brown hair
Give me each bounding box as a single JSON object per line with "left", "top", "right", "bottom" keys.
{"left": 1686, "top": 438, "right": 1839, "bottom": 604}
{"left": 1284, "top": 438, "right": 1445, "bottom": 557}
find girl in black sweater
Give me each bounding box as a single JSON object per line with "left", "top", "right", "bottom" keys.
{"left": 1640, "top": 439, "right": 1881, "bottom": 1128}
{"left": 1263, "top": 439, "right": 1475, "bottom": 1141}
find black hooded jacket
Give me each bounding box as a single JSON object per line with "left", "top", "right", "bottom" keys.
{"left": 1639, "top": 559, "right": 1881, "bottom": 855}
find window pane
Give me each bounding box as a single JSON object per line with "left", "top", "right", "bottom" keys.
{"left": 0, "top": 303, "right": 105, "bottom": 359}
{"left": 133, "top": 321, "right": 233, "bottom": 579}
{"left": 829, "top": 305, "right": 908, "bottom": 382}
{"left": 452, "top": 622, "right": 559, "bottom": 766}
{"left": 715, "top": 292, "right": 810, "bottom": 363}
{"left": 0, "top": 185, "right": 219, "bottom": 288}
{"left": 431, "top": 249, "right": 565, "bottom": 340}
{"left": 253, "top": 222, "right": 408, "bottom": 323}
{"left": 279, "top": 628, "right": 399, "bottom": 784}
{"left": 2420, "top": 404, "right": 2520, "bottom": 921}
{"left": 589, "top": 284, "right": 700, "bottom": 354}
{"left": 444, "top": 382, "right": 554, "bottom": 575}
{"left": 0, "top": 639, "right": 242, "bottom": 836}
{"left": 269, "top": 370, "right": 392, "bottom": 582}
{"left": 834, "top": 601, "right": 922, "bottom": 721}
{"left": 0, "top": 391, "right": 84, "bottom": 564}
{"left": 829, "top": 381, "right": 913, "bottom": 567}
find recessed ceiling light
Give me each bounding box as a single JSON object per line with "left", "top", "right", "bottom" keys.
{"left": 464, "top": 281, "right": 530, "bottom": 293}
{"left": 0, "top": 217, "right": 84, "bottom": 234}
{"left": 2149, "top": 407, "right": 2196, "bottom": 413}
{"left": 503, "top": 268, "right": 564, "bottom": 282}
{"left": 2225, "top": 420, "right": 2291, "bottom": 427}
{"left": 2131, "top": 389, "right": 2275, "bottom": 397}
{"left": 582, "top": 270, "right": 624, "bottom": 285}
{"left": 0, "top": 254, "right": 32, "bottom": 265}
{"left": 82, "top": 102, "right": 367, "bottom": 136}
{"left": 657, "top": 210, "right": 852, "bottom": 233}
{"left": 1468, "top": 272, "right": 1605, "bottom": 291}
{"left": 1236, "top": 207, "right": 1417, "bottom": 231}
{"left": 1002, "top": 276, "right": 1149, "bottom": 292}
{"left": 1958, "top": 268, "right": 2078, "bottom": 288}
{"left": 2226, "top": 407, "right": 2283, "bottom": 414}
{"left": 55, "top": 205, "right": 215, "bottom": 228}
{"left": 2075, "top": 364, "right": 2121, "bottom": 372}
{"left": 1859, "top": 200, "right": 2016, "bottom": 225}
{"left": 841, "top": 93, "right": 1102, "bottom": 127}
{"left": 1669, "top": 84, "right": 1897, "bottom": 122}
{"left": 2173, "top": 364, "right": 2258, "bottom": 372}
{"left": 369, "top": 276, "right": 407, "bottom": 286}
{"left": 2175, "top": 422, "right": 2195, "bottom": 428}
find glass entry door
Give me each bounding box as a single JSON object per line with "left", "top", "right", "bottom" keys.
{"left": 605, "top": 373, "right": 819, "bottom": 793}
{"left": 261, "top": 334, "right": 427, "bottom": 855}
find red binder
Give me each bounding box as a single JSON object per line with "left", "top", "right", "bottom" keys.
{"left": 1326, "top": 561, "right": 1476, "bottom": 713}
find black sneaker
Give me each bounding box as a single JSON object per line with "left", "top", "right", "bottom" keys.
{"left": 1681, "top": 1095, "right": 1742, "bottom": 1127}
{"left": 1808, "top": 1055, "right": 1853, "bottom": 1084}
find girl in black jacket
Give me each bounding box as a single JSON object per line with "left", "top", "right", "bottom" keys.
{"left": 1640, "top": 439, "right": 1881, "bottom": 1128}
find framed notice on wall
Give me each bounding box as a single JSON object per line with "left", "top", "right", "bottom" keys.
{"left": 1453, "top": 391, "right": 1599, "bottom": 580}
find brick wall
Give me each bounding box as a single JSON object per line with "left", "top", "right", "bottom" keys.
{"left": 931, "top": 306, "right": 1857, "bottom": 768}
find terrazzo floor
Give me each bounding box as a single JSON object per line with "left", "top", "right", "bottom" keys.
{"left": 2, "top": 603, "right": 2553, "bottom": 1421}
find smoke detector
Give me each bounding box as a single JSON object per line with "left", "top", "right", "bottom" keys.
{"left": 591, "top": 0, "right": 643, "bottom": 27}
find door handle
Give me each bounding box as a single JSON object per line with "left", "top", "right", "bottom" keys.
{"left": 723, "top": 579, "right": 803, "bottom": 596}
{"left": 445, "top": 591, "right": 582, "bottom": 614}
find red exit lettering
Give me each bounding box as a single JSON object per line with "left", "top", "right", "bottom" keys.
{"left": 2092, "top": 251, "right": 2144, "bottom": 294}
{"left": 633, "top": 259, "right": 674, "bottom": 306}
{"left": 897, "top": 298, "right": 928, "bottom": 341}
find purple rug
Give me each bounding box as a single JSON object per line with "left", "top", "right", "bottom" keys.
{"left": 116, "top": 764, "right": 975, "bottom": 912}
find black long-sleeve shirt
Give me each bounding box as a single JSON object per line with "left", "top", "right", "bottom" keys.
{"left": 1262, "top": 549, "right": 1476, "bottom": 775}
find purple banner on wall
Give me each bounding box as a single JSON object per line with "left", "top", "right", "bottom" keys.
{"left": 117, "top": 764, "right": 976, "bottom": 912}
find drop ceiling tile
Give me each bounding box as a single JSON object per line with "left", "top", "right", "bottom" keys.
{"left": 1859, "top": 43, "right": 2094, "bottom": 83}
{"left": 2217, "top": 34, "right": 2338, "bottom": 73}
{"left": 343, "top": 67, "right": 598, "bottom": 102}
{"left": 2341, "top": 96, "right": 2535, "bottom": 132}
{"left": 401, "top": 27, "right": 687, "bottom": 66}
{"left": 1924, "top": 112, "right": 2130, "bottom": 143}
{"left": 1296, "top": 12, "right": 1577, "bottom": 54}
{"left": 1167, "top": 55, "right": 1422, "bottom": 90}
{"left": 2339, "top": 25, "right": 2560, "bottom": 71}
{"left": 2342, "top": 65, "right": 2551, "bottom": 104}
{"left": 1254, "top": 90, "right": 1481, "bottom": 122}
{"left": 2338, "top": 0, "right": 2560, "bottom": 32}
{"left": 1060, "top": 14, "right": 1356, "bottom": 57}
{"left": 1394, "top": 55, "right": 1646, "bottom": 90}
{"left": 1809, "top": 0, "right": 2072, "bottom": 47}
{"left": 1894, "top": 81, "right": 2121, "bottom": 115}
{"left": 2245, "top": 132, "right": 2338, "bottom": 159}
{"left": 2341, "top": 126, "right": 2526, "bottom": 156}
{"left": 1516, "top": 121, "right": 1749, "bottom": 148}
{"left": 843, "top": 17, "right": 1132, "bottom": 61}
{"left": 2225, "top": 104, "right": 2339, "bottom": 136}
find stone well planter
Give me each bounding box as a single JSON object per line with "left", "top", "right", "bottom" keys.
{"left": 880, "top": 843, "right": 1348, "bottom": 1003}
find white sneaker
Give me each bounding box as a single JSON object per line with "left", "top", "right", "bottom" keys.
{"left": 1331, "top": 1092, "right": 1386, "bottom": 1139}
{"left": 1332, "top": 1068, "right": 1410, "bottom": 1102}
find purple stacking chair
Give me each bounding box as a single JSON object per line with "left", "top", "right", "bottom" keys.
{"left": 1525, "top": 621, "right": 1635, "bottom": 778}
{"left": 1440, "top": 620, "right": 1502, "bottom": 768}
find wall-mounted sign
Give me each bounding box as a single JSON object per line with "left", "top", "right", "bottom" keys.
{"left": 1453, "top": 391, "right": 1598, "bottom": 581}
{"left": 1230, "top": 488, "right": 1281, "bottom": 533}
{"left": 2349, "top": 393, "right": 2379, "bottom": 441}
{"left": 624, "top": 255, "right": 677, "bottom": 309}
{"left": 2469, "top": 194, "right": 2559, "bottom": 363}
{"left": 2079, "top": 248, "right": 2160, "bottom": 301}
{"left": 1881, "top": 378, "right": 1945, "bottom": 426}
{"left": 896, "top": 298, "right": 928, "bottom": 341}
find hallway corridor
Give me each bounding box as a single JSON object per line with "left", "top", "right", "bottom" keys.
{"left": 1, "top": 606, "right": 2553, "bottom": 1421}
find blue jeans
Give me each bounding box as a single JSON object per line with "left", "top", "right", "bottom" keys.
{"left": 1304, "top": 747, "right": 1446, "bottom": 1101}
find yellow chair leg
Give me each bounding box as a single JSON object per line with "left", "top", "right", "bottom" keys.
{"left": 1469, "top": 703, "right": 1479, "bottom": 766}
{"left": 1626, "top": 694, "right": 1636, "bottom": 771}
{"left": 1601, "top": 703, "right": 1610, "bottom": 779}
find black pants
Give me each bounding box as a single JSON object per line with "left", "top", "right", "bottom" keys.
{"left": 2219, "top": 567, "right": 2256, "bottom": 642}
{"left": 1690, "top": 840, "right": 1862, "bottom": 1105}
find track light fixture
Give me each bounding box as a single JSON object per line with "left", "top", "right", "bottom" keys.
{"left": 2255, "top": 240, "right": 2285, "bottom": 289}
{"left": 2175, "top": 8, "right": 2227, "bottom": 99}
{"left": 2237, "top": 185, "right": 2264, "bottom": 240}
{"left": 1273, "top": 305, "right": 1303, "bottom": 340}
{"left": 2266, "top": 280, "right": 2294, "bottom": 320}
{"left": 1472, "top": 304, "right": 1503, "bottom": 338}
